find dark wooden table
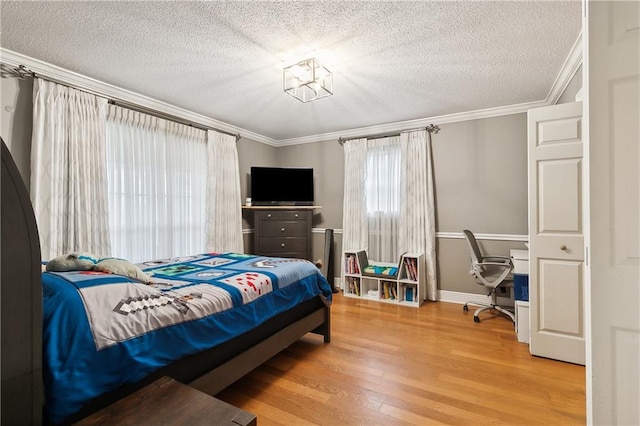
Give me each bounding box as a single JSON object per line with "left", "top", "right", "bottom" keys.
{"left": 75, "top": 376, "right": 257, "bottom": 425}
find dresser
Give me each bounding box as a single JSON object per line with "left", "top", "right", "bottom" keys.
{"left": 248, "top": 207, "right": 319, "bottom": 260}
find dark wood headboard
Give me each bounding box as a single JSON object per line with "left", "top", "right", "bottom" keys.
{"left": 1, "top": 138, "right": 43, "bottom": 423}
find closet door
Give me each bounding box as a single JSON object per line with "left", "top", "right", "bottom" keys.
{"left": 528, "top": 101, "right": 585, "bottom": 365}
{"left": 587, "top": 1, "right": 639, "bottom": 424}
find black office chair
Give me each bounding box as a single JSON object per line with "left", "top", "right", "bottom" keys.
{"left": 462, "top": 230, "right": 515, "bottom": 323}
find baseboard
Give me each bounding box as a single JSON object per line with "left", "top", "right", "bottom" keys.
{"left": 437, "top": 290, "right": 514, "bottom": 307}
{"left": 335, "top": 283, "right": 513, "bottom": 307}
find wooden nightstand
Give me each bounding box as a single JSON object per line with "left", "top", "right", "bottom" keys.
{"left": 75, "top": 376, "right": 257, "bottom": 425}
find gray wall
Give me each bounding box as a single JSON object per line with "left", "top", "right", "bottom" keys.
{"left": 237, "top": 137, "right": 279, "bottom": 252}
{"left": 237, "top": 137, "right": 279, "bottom": 202}
{"left": 431, "top": 116, "right": 529, "bottom": 294}
{"left": 432, "top": 115, "right": 528, "bottom": 234}
{"left": 277, "top": 140, "right": 345, "bottom": 267}
{"left": 1, "top": 75, "right": 32, "bottom": 188}
{"left": 276, "top": 140, "right": 344, "bottom": 231}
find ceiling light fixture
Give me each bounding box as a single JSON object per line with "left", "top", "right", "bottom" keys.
{"left": 283, "top": 58, "right": 333, "bottom": 103}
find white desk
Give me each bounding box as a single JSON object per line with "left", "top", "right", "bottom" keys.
{"left": 510, "top": 249, "right": 529, "bottom": 344}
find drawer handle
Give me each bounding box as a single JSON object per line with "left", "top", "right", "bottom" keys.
{"left": 560, "top": 244, "right": 567, "bottom": 251}
{"left": 281, "top": 227, "right": 285, "bottom": 232}
{"left": 294, "top": 213, "right": 299, "bottom": 218}
{"left": 267, "top": 213, "right": 272, "bottom": 218}
{"left": 281, "top": 243, "right": 286, "bottom": 248}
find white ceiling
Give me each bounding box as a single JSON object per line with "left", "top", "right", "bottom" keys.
{"left": 0, "top": 1, "right": 581, "bottom": 143}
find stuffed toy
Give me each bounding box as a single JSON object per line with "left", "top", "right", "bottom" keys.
{"left": 46, "top": 253, "right": 152, "bottom": 284}
{"left": 46, "top": 252, "right": 100, "bottom": 272}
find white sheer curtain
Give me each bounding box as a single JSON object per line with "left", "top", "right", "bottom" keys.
{"left": 206, "top": 130, "right": 243, "bottom": 253}
{"left": 105, "top": 105, "right": 207, "bottom": 262}
{"left": 399, "top": 130, "right": 437, "bottom": 301}
{"left": 30, "top": 78, "right": 111, "bottom": 260}
{"left": 341, "top": 138, "right": 368, "bottom": 264}
{"left": 365, "top": 137, "right": 401, "bottom": 262}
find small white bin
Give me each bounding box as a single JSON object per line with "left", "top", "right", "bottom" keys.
{"left": 515, "top": 301, "right": 530, "bottom": 344}
{"left": 510, "top": 249, "right": 529, "bottom": 275}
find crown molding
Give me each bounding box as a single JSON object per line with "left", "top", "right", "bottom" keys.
{"left": 274, "top": 99, "right": 550, "bottom": 147}
{"left": 1, "top": 36, "right": 583, "bottom": 148}
{"left": 0, "top": 48, "right": 278, "bottom": 146}
{"left": 546, "top": 32, "right": 583, "bottom": 105}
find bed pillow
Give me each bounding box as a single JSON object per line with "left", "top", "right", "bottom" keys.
{"left": 94, "top": 258, "right": 152, "bottom": 284}
{"left": 46, "top": 252, "right": 99, "bottom": 272}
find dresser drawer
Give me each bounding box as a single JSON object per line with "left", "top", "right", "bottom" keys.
{"left": 256, "top": 210, "right": 308, "bottom": 221}
{"left": 256, "top": 237, "right": 308, "bottom": 253}
{"left": 256, "top": 250, "right": 308, "bottom": 260}
{"left": 259, "top": 220, "right": 308, "bottom": 237}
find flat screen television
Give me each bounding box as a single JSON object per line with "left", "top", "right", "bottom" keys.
{"left": 250, "top": 167, "right": 314, "bottom": 206}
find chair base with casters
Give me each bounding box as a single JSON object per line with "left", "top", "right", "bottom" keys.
{"left": 463, "top": 289, "right": 515, "bottom": 323}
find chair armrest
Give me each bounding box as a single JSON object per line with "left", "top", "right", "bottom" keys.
{"left": 477, "top": 261, "right": 511, "bottom": 268}
{"left": 482, "top": 255, "right": 511, "bottom": 262}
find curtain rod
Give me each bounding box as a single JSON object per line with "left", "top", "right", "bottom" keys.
{"left": 1, "top": 63, "right": 241, "bottom": 141}
{"left": 337, "top": 124, "right": 440, "bottom": 146}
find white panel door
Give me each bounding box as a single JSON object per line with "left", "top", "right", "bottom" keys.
{"left": 528, "top": 101, "right": 585, "bottom": 365}
{"left": 586, "top": 1, "right": 640, "bottom": 424}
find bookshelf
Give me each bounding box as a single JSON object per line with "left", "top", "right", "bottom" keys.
{"left": 342, "top": 250, "right": 425, "bottom": 307}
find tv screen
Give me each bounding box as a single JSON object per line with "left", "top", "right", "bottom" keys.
{"left": 250, "top": 167, "right": 314, "bottom": 206}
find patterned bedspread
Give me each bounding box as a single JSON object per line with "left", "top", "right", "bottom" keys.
{"left": 42, "top": 253, "right": 332, "bottom": 424}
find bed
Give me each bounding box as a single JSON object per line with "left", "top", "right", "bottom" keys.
{"left": 0, "top": 139, "right": 332, "bottom": 425}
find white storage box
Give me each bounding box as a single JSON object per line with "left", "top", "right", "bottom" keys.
{"left": 515, "top": 300, "right": 530, "bottom": 344}
{"left": 510, "top": 249, "right": 529, "bottom": 275}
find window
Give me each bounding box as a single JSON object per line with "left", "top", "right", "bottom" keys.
{"left": 364, "top": 137, "right": 401, "bottom": 262}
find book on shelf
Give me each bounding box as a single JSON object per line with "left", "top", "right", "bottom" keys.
{"left": 345, "top": 250, "right": 368, "bottom": 274}
{"left": 404, "top": 286, "right": 418, "bottom": 302}
{"left": 404, "top": 257, "right": 418, "bottom": 281}
{"left": 405, "top": 286, "right": 414, "bottom": 302}
{"left": 347, "top": 276, "right": 361, "bottom": 296}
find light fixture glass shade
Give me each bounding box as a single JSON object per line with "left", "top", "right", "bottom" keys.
{"left": 283, "top": 58, "right": 333, "bottom": 102}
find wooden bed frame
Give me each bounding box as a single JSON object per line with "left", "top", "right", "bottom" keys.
{"left": 0, "top": 139, "right": 331, "bottom": 424}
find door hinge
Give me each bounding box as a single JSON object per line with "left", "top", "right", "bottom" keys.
{"left": 585, "top": 246, "right": 589, "bottom": 266}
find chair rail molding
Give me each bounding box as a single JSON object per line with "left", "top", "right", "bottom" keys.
{"left": 436, "top": 232, "right": 528, "bottom": 242}
{"left": 246, "top": 229, "right": 524, "bottom": 242}
{"left": 244, "top": 228, "right": 343, "bottom": 235}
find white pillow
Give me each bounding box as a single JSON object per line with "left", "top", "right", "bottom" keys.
{"left": 94, "top": 258, "right": 152, "bottom": 284}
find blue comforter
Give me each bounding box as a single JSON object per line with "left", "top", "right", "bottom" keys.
{"left": 42, "top": 253, "right": 332, "bottom": 424}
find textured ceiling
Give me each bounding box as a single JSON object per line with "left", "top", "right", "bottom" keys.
{"left": 0, "top": 1, "right": 581, "bottom": 142}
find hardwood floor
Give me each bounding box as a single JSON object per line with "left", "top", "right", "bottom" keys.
{"left": 216, "top": 293, "right": 586, "bottom": 425}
